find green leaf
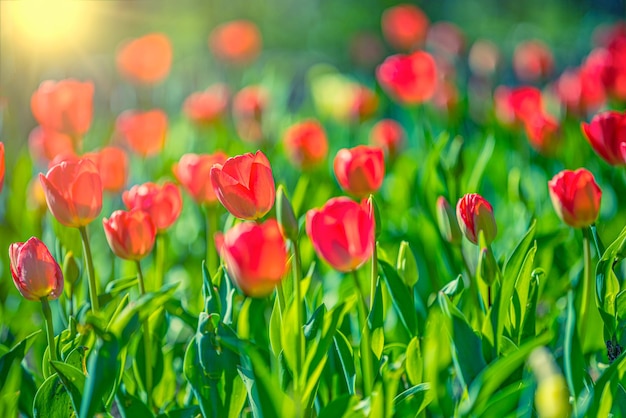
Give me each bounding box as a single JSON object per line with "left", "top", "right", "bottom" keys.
{"left": 269, "top": 295, "right": 283, "bottom": 358}
{"left": 116, "top": 387, "right": 154, "bottom": 418}
{"left": 0, "top": 331, "right": 41, "bottom": 389}
{"left": 595, "top": 224, "right": 626, "bottom": 336}
{"left": 405, "top": 337, "right": 423, "bottom": 385}
{"left": 64, "top": 346, "right": 88, "bottom": 375}
{"left": 49, "top": 361, "right": 88, "bottom": 413}
{"left": 79, "top": 334, "right": 119, "bottom": 418}
{"left": 466, "top": 134, "right": 495, "bottom": 193}
{"left": 182, "top": 337, "right": 213, "bottom": 418}
{"left": 33, "top": 374, "right": 74, "bottom": 418}
{"left": 579, "top": 351, "right": 626, "bottom": 417}
{"left": 459, "top": 331, "right": 552, "bottom": 415}
{"left": 318, "top": 394, "right": 361, "bottom": 418}
{"left": 104, "top": 276, "right": 139, "bottom": 296}
{"left": 333, "top": 330, "right": 356, "bottom": 395}
{"left": 379, "top": 259, "right": 417, "bottom": 337}
{"left": 393, "top": 383, "right": 432, "bottom": 417}
{"left": 440, "top": 275, "right": 465, "bottom": 299}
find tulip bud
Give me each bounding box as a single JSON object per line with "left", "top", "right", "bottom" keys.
{"left": 116, "top": 33, "right": 172, "bottom": 85}
{"left": 39, "top": 158, "right": 103, "bottom": 228}
{"left": 123, "top": 182, "right": 182, "bottom": 232}
{"left": 210, "top": 150, "right": 276, "bottom": 220}
{"left": 103, "top": 209, "right": 157, "bottom": 261}
{"left": 436, "top": 196, "right": 462, "bottom": 244}
{"left": 173, "top": 152, "right": 228, "bottom": 206}
{"left": 528, "top": 347, "right": 571, "bottom": 418}
{"left": 62, "top": 251, "right": 81, "bottom": 287}
{"left": 456, "top": 193, "right": 497, "bottom": 245}
{"left": 216, "top": 220, "right": 288, "bottom": 298}
{"left": 9, "top": 237, "right": 64, "bottom": 301}
{"left": 397, "top": 241, "right": 419, "bottom": 288}
{"left": 581, "top": 110, "right": 626, "bottom": 166}
{"left": 548, "top": 168, "right": 602, "bottom": 228}
{"left": 276, "top": 186, "right": 298, "bottom": 242}
{"left": 333, "top": 145, "right": 385, "bottom": 198}
{"left": 306, "top": 197, "right": 375, "bottom": 272}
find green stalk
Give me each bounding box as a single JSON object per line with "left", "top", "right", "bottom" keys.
{"left": 78, "top": 226, "right": 99, "bottom": 312}
{"left": 154, "top": 233, "right": 165, "bottom": 292}
{"left": 136, "top": 260, "right": 153, "bottom": 408}
{"left": 292, "top": 240, "right": 304, "bottom": 403}
{"left": 352, "top": 271, "right": 374, "bottom": 397}
{"left": 40, "top": 297, "right": 57, "bottom": 362}
{"left": 579, "top": 227, "right": 593, "bottom": 343}
{"left": 370, "top": 243, "right": 378, "bottom": 311}
{"left": 276, "top": 282, "right": 286, "bottom": 313}
{"left": 205, "top": 205, "right": 219, "bottom": 280}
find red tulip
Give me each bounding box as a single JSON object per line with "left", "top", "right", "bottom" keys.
{"left": 28, "top": 127, "right": 75, "bottom": 165}
{"left": 173, "top": 152, "right": 228, "bottom": 205}
{"left": 426, "top": 22, "right": 465, "bottom": 58}
{"left": 513, "top": 40, "right": 554, "bottom": 82}
{"left": 596, "top": 23, "right": 626, "bottom": 101}
{"left": 456, "top": 193, "right": 497, "bottom": 245}
{"left": 233, "top": 86, "right": 268, "bottom": 121}
{"left": 494, "top": 86, "right": 543, "bottom": 127}
{"left": 581, "top": 110, "right": 626, "bottom": 166}
{"left": 0, "top": 142, "right": 4, "bottom": 193}
{"left": 524, "top": 113, "right": 561, "bottom": 156}
{"left": 209, "top": 20, "right": 262, "bottom": 65}
{"left": 282, "top": 120, "right": 328, "bottom": 170}
{"left": 183, "top": 84, "right": 229, "bottom": 126}
{"left": 376, "top": 51, "right": 438, "bottom": 104}
{"left": 39, "top": 158, "right": 103, "bottom": 228}
{"left": 30, "top": 79, "right": 94, "bottom": 137}
{"left": 306, "top": 197, "right": 375, "bottom": 272}
{"left": 123, "top": 182, "right": 182, "bottom": 232}
{"left": 554, "top": 64, "right": 606, "bottom": 116}
{"left": 83, "top": 147, "right": 129, "bottom": 193}
{"left": 103, "top": 209, "right": 157, "bottom": 260}
{"left": 215, "top": 220, "right": 288, "bottom": 297}
{"left": 548, "top": 169, "right": 602, "bottom": 228}
{"left": 115, "top": 109, "right": 168, "bottom": 157}
{"left": 334, "top": 145, "right": 385, "bottom": 197}
{"left": 369, "top": 119, "right": 406, "bottom": 158}
{"left": 350, "top": 84, "right": 379, "bottom": 121}
{"left": 9, "top": 237, "right": 63, "bottom": 301}
{"left": 210, "top": 151, "right": 275, "bottom": 220}
{"left": 381, "top": 4, "right": 429, "bottom": 51}
{"left": 116, "top": 33, "right": 172, "bottom": 85}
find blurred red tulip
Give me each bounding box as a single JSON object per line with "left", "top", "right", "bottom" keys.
{"left": 597, "top": 23, "right": 626, "bottom": 100}
{"left": 513, "top": 40, "right": 555, "bottom": 82}
{"left": 210, "top": 151, "right": 275, "bottom": 220}
{"left": 555, "top": 64, "right": 606, "bottom": 116}
{"left": 369, "top": 119, "right": 406, "bottom": 158}
{"left": 116, "top": 33, "right": 172, "bottom": 85}
{"left": 9, "top": 237, "right": 63, "bottom": 301}
{"left": 39, "top": 158, "right": 103, "bottom": 228}
{"left": 426, "top": 22, "right": 465, "bottom": 58}
{"left": 381, "top": 4, "right": 429, "bottom": 51}
{"left": 103, "top": 209, "right": 157, "bottom": 260}
{"left": 83, "top": 147, "right": 129, "bottom": 193}
{"left": 209, "top": 20, "right": 262, "bottom": 65}
{"left": 456, "top": 193, "right": 497, "bottom": 245}
{"left": 0, "top": 142, "right": 4, "bottom": 193}
{"left": 524, "top": 113, "right": 561, "bottom": 156}
{"left": 183, "top": 84, "right": 229, "bottom": 126}
{"left": 30, "top": 79, "right": 94, "bottom": 137}
{"left": 28, "top": 127, "right": 75, "bottom": 166}
{"left": 376, "top": 51, "right": 438, "bottom": 104}
{"left": 282, "top": 120, "right": 328, "bottom": 170}
{"left": 494, "top": 86, "right": 543, "bottom": 126}
{"left": 549, "top": 168, "right": 602, "bottom": 228}
{"left": 233, "top": 86, "right": 268, "bottom": 121}
{"left": 173, "top": 152, "right": 228, "bottom": 205}
{"left": 468, "top": 39, "right": 500, "bottom": 76}
{"left": 215, "top": 220, "right": 288, "bottom": 297}
{"left": 334, "top": 145, "right": 385, "bottom": 197}
{"left": 351, "top": 84, "right": 379, "bottom": 121}
{"left": 581, "top": 110, "right": 626, "bottom": 166}
{"left": 116, "top": 109, "right": 168, "bottom": 157}
{"left": 350, "top": 32, "right": 385, "bottom": 68}
{"left": 123, "top": 182, "right": 182, "bottom": 232}
{"left": 432, "top": 79, "right": 460, "bottom": 115}
{"left": 306, "top": 197, "right": 375, "bottom": 272}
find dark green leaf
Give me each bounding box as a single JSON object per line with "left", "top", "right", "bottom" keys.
{"left": 380, "top": 259, "right": 417, "bottom": 337}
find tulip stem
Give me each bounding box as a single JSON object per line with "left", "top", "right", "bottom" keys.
{"left": 579, "top": 227, "right": 593, "bottom": 345}
{"left": 205, "top": 205, "right": 219, "bottom": 281}
{"left": 40, "top": 297, "right": 57, "bottom": 362}
{"left": 78, "top": 226, "right": 99, "bottom": 312}
{"left": 352, "top": 271, "right": 374, "bottom": 397}
{"left": 136, "top": 260, "right": 153, "bottom": 408}
{"left": 292, "top": 239, "right": 304, "bottom": 404}
{"left": 370, "top": 242, "right": 378, "bottom": 311}
{"left": 154, "top": 233, "right": 165, "bottom": 291}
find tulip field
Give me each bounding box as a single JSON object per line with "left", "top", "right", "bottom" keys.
{"left": 2, "top": 1, "right": 626, "bottom": 417}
